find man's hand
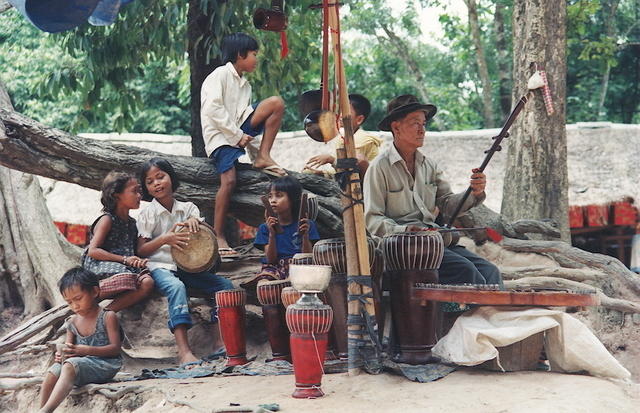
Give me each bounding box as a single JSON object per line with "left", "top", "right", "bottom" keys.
{"left": 305, "top": 154, "right": 336, "bottom": 169}
{"left": 238, "top": 134, "right": 254, "bottom": 148}
{"left": 470, "top": 168, "right": 487, "bottom": 196}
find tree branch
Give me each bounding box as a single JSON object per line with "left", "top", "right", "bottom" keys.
{"left": 0, "top": 109, "right": 345, "bottom": 235}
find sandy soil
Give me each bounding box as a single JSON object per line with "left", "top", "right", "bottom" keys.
{"left": 3, "top": 369, "right": 639, "bottom": 413}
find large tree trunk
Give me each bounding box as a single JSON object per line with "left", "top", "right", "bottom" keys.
{"left": 0, "top": 83, "right": 80, "bottom": 316}
{"left": 465, "top": 0, "right": 495, "bottom": 128}
{"left": 0, "top": 109, "right": 345, "bottom": 237}
{"left": 187, "top": 0, "right": 222, "bottom": 157}
{"left": 493, "top": 1, "right": 511, "bottom": 119}
{"left": 502, "top": 0, "right": 569, "bottom": 241}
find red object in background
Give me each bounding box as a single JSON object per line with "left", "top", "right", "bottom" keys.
{"left": 611, "top": 202, "right": 637, "bottom": 226}
{"left": 237, "top": 220, "right": 257, "bottom": 241}
{"left": 569, "top": 206, "right": 585, "bottom": 228}
{"left": 53, "top": 221, "right": 68, "bottom": 236}
{"left": 65, "top": 224, "right": 89, "bottom": 245}
{"left": 585, "top": 204, "right": 609, "bottom": 227}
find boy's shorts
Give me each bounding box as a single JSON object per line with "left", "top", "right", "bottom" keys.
{"left": 241, "top": 102, "right": 265, "bottom": 137}
{"left": 48, "top": 356, "right": 122, "bottom": 387}
{"left": 210, "top": 102, "right": 265, "bottom": 174}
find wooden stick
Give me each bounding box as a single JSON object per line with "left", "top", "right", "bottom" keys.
{"left": 260, "top": 195, "right": 283, "bottom": 234}
{"left": 328, "top": 4, "right": 377, "bottom": 374}
{"left": 298, "top": 192, "right": 309, "bottom": 224}
{"left": 0, "top": 304, "right": 71, "bottom": 355}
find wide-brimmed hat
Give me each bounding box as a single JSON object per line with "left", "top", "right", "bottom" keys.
{"left": 378, "top": 94, "right": 437, "bottom": 132}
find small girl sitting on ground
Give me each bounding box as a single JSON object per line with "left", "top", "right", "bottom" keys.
{"left": 83, "top": 171, "right": 154, "bottom": 312}
{"left": 242, "top": 176, "right": 320, "bottom": 290}
{"left": 39, "top": 268, "right": 123, "bottom": 413}
{"left": 136, "top": 157, "right": 233, "bottom": 367}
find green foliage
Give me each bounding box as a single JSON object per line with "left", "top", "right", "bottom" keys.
{"left": 1, "top": 0, "right": 637, "bottom": 137}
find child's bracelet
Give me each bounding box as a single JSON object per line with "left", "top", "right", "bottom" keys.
{"left": 122, "top": 256, "right": 128, "bottom": 265}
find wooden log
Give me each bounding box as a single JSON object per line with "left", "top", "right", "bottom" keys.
{"left": 0, "top": 109, "right": 345, "bottom": 236}
{"left": 0, "top": 304, "right": 71, "bottom": 355}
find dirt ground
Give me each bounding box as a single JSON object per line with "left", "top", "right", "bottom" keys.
{"left": 2, "top": 368, "right": 639, "bottom": 413}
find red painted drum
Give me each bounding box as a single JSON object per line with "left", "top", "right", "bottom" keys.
{"left": 281, "top": 286, "right": 303, "bottom": 307}
{"left": 257, "top": 279, "right": 292, "bottom": 361}
{"left": 286, "top": 302, "right": 333, "bottom": 399}
{"left": 312, "top": 237, "right": 378, "bottom": 360}
{"left": 382, "top": 231, "right": 444, "bottom": 365}
{"left": 216, "top": 289, "right": 248, "bottom": 366}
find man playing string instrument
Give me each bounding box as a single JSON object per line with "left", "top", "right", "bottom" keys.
{"left": 363, "top": 94, "right": 502, "bottom": 286}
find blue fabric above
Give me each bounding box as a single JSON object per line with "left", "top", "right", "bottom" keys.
{"left": 10, "top": 0, "right": 100, "bottom": 33}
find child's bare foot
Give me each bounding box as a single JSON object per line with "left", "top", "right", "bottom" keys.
{"left": 178, "top": 351, "right": 200, "bottom": 369}
{"left": 253, "top": 157, "right": 286, "bottom": 177}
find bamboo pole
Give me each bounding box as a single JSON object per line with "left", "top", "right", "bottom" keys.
{"left": 327, "top": 4, "right": 377, "bottom": 374}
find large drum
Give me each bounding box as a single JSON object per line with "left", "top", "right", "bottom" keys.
{"left": 171, "top": 222, "right": 219, "bottom": 273}
{"left": 216, "top": 289, "right": 248, "bottom": 366}
{"left": 286, "top": 301, "right": 333, "bottom": 399}
{"left": 257, "top": 279, "right": 292, "bottom": 361}
{"left": 312, "top": 238, "right": 381, "bottom": 360}
{"left": 382, "top": 231, "right": 444, "bottom": 365}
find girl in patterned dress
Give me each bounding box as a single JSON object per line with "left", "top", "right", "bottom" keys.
{"left": 39, "top": 268, "right": 123, "bottom": 413}
{"left": 82, "top": 171, "right": 154, "bottom": 312}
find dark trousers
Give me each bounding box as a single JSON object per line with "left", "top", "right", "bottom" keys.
{"left": 438, "top": 245, "right": 503, "bottom": 286}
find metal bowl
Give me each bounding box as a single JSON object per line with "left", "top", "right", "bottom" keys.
{"left": 289, "top": 264, "right": 331, "bottom": 293}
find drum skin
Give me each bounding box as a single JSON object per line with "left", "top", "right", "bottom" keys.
{"left": 382, "top": 232, "right": 445, "bottom": 365}
{"left": 171, "top": 222, "right": 219, "bottom": 273}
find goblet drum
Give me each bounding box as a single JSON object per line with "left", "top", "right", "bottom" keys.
{"left": 257, "top": 279, "right": 291, "bottom": 361}
{"left": 382, "top": 231, "right": 445, "bottom": 365}
{"left": 286, "top": 301, "right": 333, "bottom": 398}
{"left": 216, "top": 289, "right": 248, "bottom": 366}
{"left": 312, "top": 238, "right": 379, "bottom": 360}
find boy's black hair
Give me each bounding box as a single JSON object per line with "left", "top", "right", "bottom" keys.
{"left": 269, "top": 176, "right": 303, "bottom": 219}
{"left": 58, "top": 267, "right": 99, "bottom": 295}
{"left": 349, "top": 93, "right": 372, "bottom": 120}
{"left": 101, "top": 171, "right": 136, "bottom": 214}
{"left": 139, "top": 157, "right": 180, "bottom": 202}
{"left": 221, "top": 32, "right": 259, "bottom": 64}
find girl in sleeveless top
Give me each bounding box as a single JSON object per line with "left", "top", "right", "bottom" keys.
{"left": 82, "top": 171, "right": 154, "bottom": 312}
{"left": 39, "top": 268, "right": 123, "bottom": 413}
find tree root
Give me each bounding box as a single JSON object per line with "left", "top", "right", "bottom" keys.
{"left": 505, "top": 277, "right": 640, "bottom": 313}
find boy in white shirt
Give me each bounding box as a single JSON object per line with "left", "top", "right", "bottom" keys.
{"left": 201, "top": 32, "right": 287, "bottom": 257}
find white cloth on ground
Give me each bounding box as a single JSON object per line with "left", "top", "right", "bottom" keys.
{"left": 432, "top": 306, "right": 631, "bottom": 380}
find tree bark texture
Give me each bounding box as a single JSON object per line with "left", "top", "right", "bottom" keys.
{"left": 465, "top": 0, "right": 496, "bottom": 128}
{"left": 502, "top": 0, "right": 569, "bottom": 241}
{"left": 187, "top": 0, "right": 222, "bottom": 157}
{"left": 0, "top": 84, "right": 81, "bottom": 315}
{"left": 0, "top": 109, "right": 345, "bottom": 237}
{"left": 493, "top": 1, "right": 512, "bottom": 119}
